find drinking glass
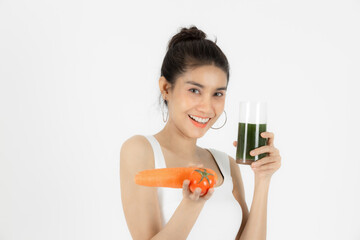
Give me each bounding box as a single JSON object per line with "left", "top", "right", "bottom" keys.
{"left": 236, "top": 101, "right": 268, "bottom": 165}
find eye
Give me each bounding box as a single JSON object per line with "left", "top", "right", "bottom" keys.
{"left": 189, "top": 88, "right": 200, "bottom": 94}
{"left": 214, "top": 92, "right": 224, "bottom": 97}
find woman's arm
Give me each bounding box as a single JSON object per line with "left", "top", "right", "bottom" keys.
{"left": 150, "top": 185, "right": 208, "bottom": 240}
{"left": 120, "top": 135, "right": 214, "bottom": 240}
{"left": 229, "top": 155, "right": 271, "bottom": 240}
{"left": 231, "top": 131, "right": 281, "bottom": 240}
{"left": 238, "top": 177, "right": 270, "bottom": 240}
{"left": 120, "top": 135, "right": 162, "bottom": 239}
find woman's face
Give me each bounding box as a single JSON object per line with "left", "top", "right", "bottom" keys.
{"left": 166, "top": 65, "right": 228, "bottom": 139}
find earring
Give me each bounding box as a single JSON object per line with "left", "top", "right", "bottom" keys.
{"left": 211, "top": 110, "right": 227, "bottom": 130}
{"left": 161, "top": 95, "right": 169, "bottom": 123}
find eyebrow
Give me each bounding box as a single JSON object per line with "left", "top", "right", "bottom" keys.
{"left": 185, "top": 81, "right": 227, "bottom": 91}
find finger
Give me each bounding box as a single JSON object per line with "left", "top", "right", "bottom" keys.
{"left": 191, "top": 187, "right": 202, "bottom": 201}
{"left": 250, "top": 145, "right": 279, "bottom": 156}
{"left": 251, "top": 156, "right": 277, "bottom": 168}
{"left": 255, "top": 162, "right": 280, "bottom": 171}
{"left": 182, "top": 179, "right": 191, "bottom": 195}
{"left": 261, "top": 132, "right": 274, "bottom": 146}
{"left": 233, "top": 141, "right": 237, "bottom": 147}
{"left": 202, "top": 188, "right": 214, "bottom": 200}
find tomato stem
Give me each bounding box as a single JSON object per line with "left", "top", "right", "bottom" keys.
{"left": 194, "top": 168, "right": 214, "bottom": 185}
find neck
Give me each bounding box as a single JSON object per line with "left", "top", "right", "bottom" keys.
{"left": 154, "top": 119, "right": 200, "bottom": 159}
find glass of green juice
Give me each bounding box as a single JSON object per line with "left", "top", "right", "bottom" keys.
{"left": 236, "top": 101, "right": 268, "bottom": 165}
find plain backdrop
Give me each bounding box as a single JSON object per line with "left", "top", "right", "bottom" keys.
{"left": 1, "top": 0, "right": 359, "bottom": 239}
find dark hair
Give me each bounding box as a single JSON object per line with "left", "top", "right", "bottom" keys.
{"left": 160, "top": 25, "right": 230, "bottom": 106}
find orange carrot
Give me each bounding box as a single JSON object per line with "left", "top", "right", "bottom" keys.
{"left": 135, "top": 167, "right": 217, "bottom": 188}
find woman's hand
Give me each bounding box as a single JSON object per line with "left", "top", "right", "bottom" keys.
{"left": 182, "top": 179, "right": 215, "bottom": 202}
{"left": 181, "top": 163, "right": 215, "bottom": 203}
{"left": 233, "top": 131, "right": 281, "bottom": 182}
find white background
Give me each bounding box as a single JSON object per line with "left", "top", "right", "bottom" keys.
{"left": 1, "top": 0, "right": 359, "bottom": 239}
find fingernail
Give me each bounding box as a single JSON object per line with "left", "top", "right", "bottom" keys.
{"left": 250, "top": 151, "right": 255, "bottom": 156}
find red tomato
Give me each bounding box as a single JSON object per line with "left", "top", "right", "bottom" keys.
{"left": 189, "top": 168, "right": 217, "bottom": 196}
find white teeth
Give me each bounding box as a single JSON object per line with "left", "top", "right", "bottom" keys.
{"left": 189, "top": 115, "right": 210, "bottom": 124}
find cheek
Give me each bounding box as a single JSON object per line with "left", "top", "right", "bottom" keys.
{"left": 174, "top": 91, "right": 198, "bottom": 108}
{"left": 214, "top": 99, "right": 225, "bottom": 111}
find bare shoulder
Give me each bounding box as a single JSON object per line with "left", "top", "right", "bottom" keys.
{"left": 228, "top": 155, "right": 248, "bottom": 212}
{"left": 121, "top": 135, "right": 152, "bottom": 155}
{"left": 228, "top": 155, "right": 250, "bottom": 234}
{"left": 228, "top": 155, "right": 243, "bottom": 190}
{"left": 120, "top": 135, "right": 161, "bottom": 239}
{"left": 120, "top": 135, "right": 154, "bottom": 171}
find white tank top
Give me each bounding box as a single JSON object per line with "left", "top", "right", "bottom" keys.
{"left": 144, "top": 135, "right": 243, "bottom": 239}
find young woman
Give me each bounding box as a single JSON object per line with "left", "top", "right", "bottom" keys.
{"left": 120, "top": 26, "right": 282, "bottom": 240}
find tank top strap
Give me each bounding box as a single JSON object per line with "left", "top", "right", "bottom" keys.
{"left": 207, "top": 148, "right": 232, "bottom": 185}
{"left": 144, "top": 135, "right": 166, "bottom": 169}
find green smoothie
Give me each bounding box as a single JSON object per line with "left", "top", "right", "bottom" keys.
{"left": 236, "top": 122, "right": 267, "bottom": 164}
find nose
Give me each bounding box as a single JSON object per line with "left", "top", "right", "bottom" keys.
{"left": 197, "top": 95, "right": 214, "bottom": 116}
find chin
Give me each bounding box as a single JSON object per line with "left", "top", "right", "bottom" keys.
{"left": 190, "top": 131, "right": 206, "bottom": 139}
{"left": 186, "top": 126, "right": 210, "bottom": 139}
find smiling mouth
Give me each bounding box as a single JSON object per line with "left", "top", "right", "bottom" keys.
{"left": 188, "top": 114, "right": 211, "bottom": 124}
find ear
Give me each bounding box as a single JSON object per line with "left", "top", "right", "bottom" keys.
{"left": 159, "top": 76, "right": 172, "bottom": 99}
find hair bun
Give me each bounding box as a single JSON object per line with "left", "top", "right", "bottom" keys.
{"left": 168, "top": 26, "right": 207, "bottom": 49}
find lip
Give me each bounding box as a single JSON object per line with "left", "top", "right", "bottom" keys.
{"left": 189, "top": 114, "right": 212, "bottom": 119}
{"left": 188, "top": 115, "right": 210, "bottom": 128}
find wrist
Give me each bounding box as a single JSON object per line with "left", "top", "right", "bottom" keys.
{"left": 254, "top": 176, "right": 271, "bottom": 188}
{"left": 182, "top": 197, "right": 206, "bottom": 208}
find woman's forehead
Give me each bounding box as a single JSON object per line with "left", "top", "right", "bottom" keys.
{"left": 178, "top": 65, "right": 227, "bottom": 88}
